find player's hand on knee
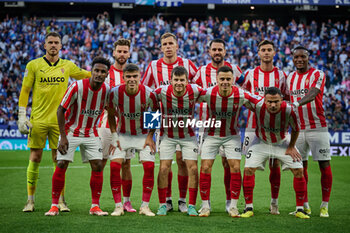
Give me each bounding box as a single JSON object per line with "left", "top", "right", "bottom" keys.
{"left": 144, "top": 136, "right": 156, "bottom": 154}
{"left": 58, "top": 137, "right": 69, "bottom": 155}
{"left": 17, "top": 107, "right": 32, "bottom": 134}
{"left": 285, "top": 147, "right": 302, "bottom": 162}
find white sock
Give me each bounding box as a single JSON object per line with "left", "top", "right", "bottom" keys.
{"left": 166, "top": 197, "right": 172, "bottom": 201}
{"left": 123, "top": 197, "right": 130, "bottom": 203}
{"left": 141, "top": 201, "right": 149, "bottom": 208}
{"left": 304, "top": 202, "right": 310, "bottom": 209}
{"left": 51, "top": 204, "right": 59, "bottom": 207}
{"left": 246, "top": 203, "right": 253, "bottom": 209}
{"left": 179, "top": 198, "right": 186, "bottom": 202}
{"left": 296, "top": 206, "right": 303, "bottom": 211}
{"left": 271, "top": 198, "right": 278, "bottom": 205}
{"left": 28, "top": 195, "right": 34, "bottom": 201}
{"left": 202, "top": 200, "right": 210, "bottom": 208}
{"left": 115, "top": 202, "right": 122, "bottom": 208}
{"left": 91, "top": 204, "right": 99, "bottom": 208}
{"left": 230, "top": 199, "right": 238, "bottom": 208}
{"left": 320, "top": 201, "right": 328, "bottom": 209}
{"left": 160, "top": 203, "right": 166, "bottom": 207}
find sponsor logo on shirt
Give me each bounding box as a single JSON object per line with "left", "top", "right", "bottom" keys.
{"left": 81, "top": 109, "right": 102, "bottom": 116}
{"left": 291, "top": 89, "right": 309, "bottom": 97}
{"left": 121, "top": 112, "right": 142, "bottom": 119}
{"left": 40, "top": 76, "right": 65, "bottom": 85}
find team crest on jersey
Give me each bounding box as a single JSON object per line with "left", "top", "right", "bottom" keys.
{"left": 275, "top": 79, "right": 279, "bottom": 86}
{"left": 61, "top": 68, "right": 65, "bottom": 74}
{"left": 305, "top": 78, "right": 309, "bottom": 86}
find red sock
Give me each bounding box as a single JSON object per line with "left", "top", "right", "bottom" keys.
{"left": 224, "top": 167, "right": 231, "bottom": 201}
{"left": 52, "top": 167, "right": 67, "bottom": 204}
{"left": 110, "top": 162, "right": 122, "bottom": 203}
{"left": 122, "top": 179, "right": 132, "bottom": 198}
{"left": 90, "top": 171, "right": 103, "bottom": 205}
{"left": 293, "top": 177, "right": 306, "bottom": 206}
{"left": 303, "top": 166, "right": 309, "bottom": 203}
{"left": 199, "top": 172, "right": 211, "bottom": 201}
{"left": 142, "top": 162, "right": 154, "bottom": 202}
{"left": 178, "top": 175, "right": 188, "bottom": 199}
{"left": 189, "top": 188, "right": 198, "bottom": 206}
{"left": 243, "top": 174, "right": 255, "bottom": 204}
{"left": 166, "top": 170, "right": 173, "bottom": 198}
{"left": 230, "top": 172, "right": 241, "bottom": 200}
{"left": 269, "top": 166, "right": 281, "bottom": 199}
{"left": 320, "top": 166, "right": 333, "bottom": 202}
{"left": 158, "top": 187, "right": 167, "bottom": 204}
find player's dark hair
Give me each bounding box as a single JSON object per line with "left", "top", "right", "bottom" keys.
{"left": 209, "top": 38, "right": 226, "bottom": 48}
{"left": 45, "top": 32, "right": 61, "bottom": 41}
{"left": 171, "top": 66, "right": 188, "bottom": 80}
{"left": 113, "top": 38, "right": 131, "bottom": 49}
{"left": 92, "top": 56, "right": 111, "bottom": 70}
{"left": 123, "top": 63, "right": 140, "bottom": 73}
{"left": 217, "top": 66, "right": 233, "bottom": 75}
{"left": 265, "top": 87, "right": 282, "bottom": 97}
{"left": 292, "top": 46, "right": 310, "bottom": 55}
{"left": 258, "top": 40, "right": 275, "bottom": 50}
{"left": 161, "top": 32, "right": 177, "bottom": 43}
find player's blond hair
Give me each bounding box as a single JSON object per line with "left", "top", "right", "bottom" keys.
{"left": 161, "top": 32, "right": 177, "bottom": 43}
{"left": 113, "top": 38, "right": 131, "bottom": 49}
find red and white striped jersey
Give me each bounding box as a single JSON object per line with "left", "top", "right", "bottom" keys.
{"left": 61, "top": 78, "right": 110, "bottom": 137}
{"left": 252, "top": 98, "right": 299, "bottom": 144}
{"left": 142, "top": 57, "right": 197, "bottom": 89}
{"left": 154, "top": 84, "right": 202, "bottom": 139}
{"left": 193, "top": 62, "right": 244, "bottom": 121}
{"left": 286, "top": 67, "right": 327, "bottom": 130}
{"left": 109, "top": 84, "right": 158, "bottom": 136}
{"left": 98, "top": 65, "right": 124, "bottom": 129}
{"left": 242, "top": 66, "right": 287, "bottom": 129}
{"left": 198, "top": 85, "right": 254, "bottom": 137}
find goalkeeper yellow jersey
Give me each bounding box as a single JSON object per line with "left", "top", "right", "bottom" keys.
{"left": 22, "top": 56, "right": 90, "bottom": 124}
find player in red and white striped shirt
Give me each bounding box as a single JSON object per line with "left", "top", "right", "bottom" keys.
{"left": 196, "top": 66, "right": 254, "bottom": 217}
{"left": 154, "top": 66, "right": 202, "bottom": 216}
{"left": 193, "top": 39, "right": 244, "bottom": 212}
{"left": 287, "top": 46, "right": 332, "bottom": 217}
{"left": 45, "top": 57, "right": 111, "bottom": 216}
{"left": 242, "top": 40, "right": 287, "bottom": 214}
{"left": 241, "top": 87, "right": 309, "bottom": 219}
{"left": 107, "top": 64, "right": 158, "bottom": 217}
{"left": 142, "top": 33, "right": 198, "bottom": 212}
{"left": 97, "top": 39, "right": 137, "bottom": 213}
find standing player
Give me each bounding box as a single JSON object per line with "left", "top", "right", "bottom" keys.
{"left": 193, "top": 39, "right": 244, "bottom": 212}
{"left": 241, "top": 40, "right": 287, "bottom": 214}
{"left": 45, "top": 57, "right": 110, "bottom": 216}
{"left": 18, "top": 32, "right": 90, "bottom": 212}
{"left": 154, "top": 66, "right": 201, "bottom": 216}
{"left": 142, "top": 32, "right": 197, "bottom": 212}
{"left": 97, "top": 39, "right": 136, "bottom": 212}
{"left": 107, "top": 64, "right": 158, "bottom": 217}
{"left": 241, "top": 87, "right": 309, "bottom": 219}
{"left": 287, "top": 46, "right": 332, "bottom": 217}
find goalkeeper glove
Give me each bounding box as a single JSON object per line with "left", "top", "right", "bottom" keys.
{"left": 17, "top": 107, "right": 32, "bottom": 134}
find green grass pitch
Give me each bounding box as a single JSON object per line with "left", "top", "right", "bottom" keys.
{"left": 0, "top": 151, "right": 349, "bottom": 233}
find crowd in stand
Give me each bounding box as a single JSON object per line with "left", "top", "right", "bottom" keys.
{"left": 0, "top": 13, "right": 349, "bottom": 131}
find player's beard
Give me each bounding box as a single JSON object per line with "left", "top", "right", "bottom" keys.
{"left": 116, "top": 57, "right": 127, "bottom": 66}
{"left": 212, "top": 55, "right": 224, "bottom": 65}
{"left": 48, "top": 49, "right": 59, "bottom": 57}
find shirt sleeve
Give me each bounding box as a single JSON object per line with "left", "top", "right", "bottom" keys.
{"left": 188, "top": 60, "right": 198, "bottom": 82}
{"left": 61, "top": 82, "right": 78, "bottom": 109}
{"left": 22, "top": 61, "right": 36, "bottom": 88}
{"left": 68, "top": 61, "right": 91, "bottom": 80}
{"left": 141, "top": 62, "right": 155, "bottom": 89}
{"left": 289, "top": 108, "right": 299, "bottom": 132}
{"left": 311, "top": 70, "right": 325, "bottom": 90}
{"left": 193, "top": 69, "right": 203, "bottom": 87}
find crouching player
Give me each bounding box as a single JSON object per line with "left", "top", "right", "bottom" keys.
{"left": 154, "top": 66, "right": 202, "bottom": 216}
{"left": 241, "top": 87, "right": 309, "bottom": 219}
{"left": 197, "top": 66, "right": 254, "bottom": 217}
{"left": 107, "top": 64, "right": 158, "bottom": 217}
{"left": 45, "top": 57, "right": 111, "bottom": 216}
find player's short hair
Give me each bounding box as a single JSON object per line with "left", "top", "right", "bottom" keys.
{"left": 113, "top": 38, "right": 131, "bottom": 49}
{"left": 209, "top": 38, "right": 226, "bottom": 48}
{"left": 123, "top": 63, "right": 140, "bottom": 73}
{"left": 92, "top": 56, "right": 111, "bottom": 70}
{"left": 258, "top": 40, "right": 275, "bottom": 50}
{"left": 161, "top": 32, "right": 177, "bottom": 43}
{"left": 265, "top": 87, "right": 282, "bottom": 97}
{"left": 45, "top": 32, "right": 61, "bottom": 41}
{"left": 292, "top": 46, "right": 310, "bottom": 55}
{"left": 171, "top": 66, "right": 188, "bottom": 80}
{"left": 217, "top": 66, "right": 233, "bottom": 75}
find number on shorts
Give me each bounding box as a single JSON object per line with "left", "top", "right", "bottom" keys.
{"left": 246, "top": 150, "right": 252, "bottom": 159}
{"left": 244, "top": 136, "right": 250, "bottom": 146}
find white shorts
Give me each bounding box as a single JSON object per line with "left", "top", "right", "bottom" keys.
{"left": 159, "top": 135, "right": 198, "bottom": 161}
{"left": 296, "top": 129, "right": 331, "bottom": 161}
{"left": 198, "top": 131, "right": 225, "bottom": 157}
{"left": 57, "top": 133, "right": 103, "bottom": 163}
{"left": 109, "top": 134, "right": 155, "bottom": 162}
{"left": 201, "top": 135, "right": 242, "bottom": 160}
{"left": 156, "top": 130, "right": 181, "bottom": 152}
{"left": 98, "top": 127, "right": 134, "bottom": 160}
{"left": 244, "top": 136, "right": 303, "bottom": 171}
{"left": 242, "top": 131, "right": 256, "bottom": 155}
